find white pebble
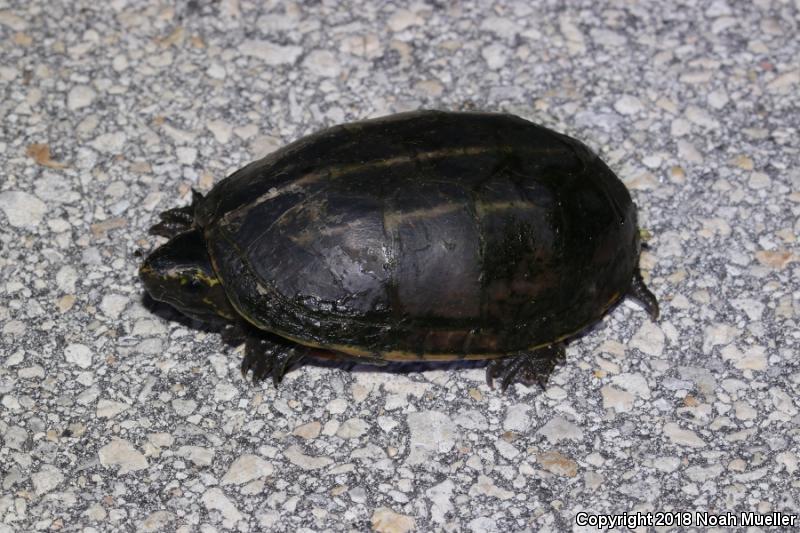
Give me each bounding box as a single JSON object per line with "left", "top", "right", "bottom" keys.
{"left": 730, "top": 298, "right": 764, "bottom": 320}
{"left": 707, "top": 89, "right": 729, "bottom": 109}
{"left": 559, "top": 15, "right": 586, "bottom": 54}
{"left": 336, "top": 418, "right": 370, "bottom": 439}
{"left": 426, "top": 479, "right": 455, "bottom": 525}
{"left": 284, "top": 445, "right": 334, "bottom": 470}
{"left": 240, "top": 40, "right": 302, "bottom": 65}
{"left": 98, "top": 438, "right": 149, "bottom": 474}
{"left": 0, "top": 10, "right": 27, "bottom": 30}
{"left": 32, "top": 465, "right": 64, "bottom": 495}
{"left": 601, "top": 385, "right": 634, "bottom": 412}
{"left": 670, "top": 118, "right": 691, "bottom": 136}
{"left": 614, "top": 95, "right": 643, "bottom": 115}
{"left": 55, "top": 265, "right": 78, "bottom": 292}
{"left": 468, "top": 474, "right": 514, "bottom": 500}
{"left": 100, "top": 294, "right": 128, "bottom": 319}
{"left": 776, "top": 452, "right": 798, "bottom": 474}
{"left": 748, "top": 172, "right": 771, "bottom": 189}
{"left": 214, "top": 383, "right": 238, "bottom": 402}
{"left": 678, "top": 139, "right": 704, "bottom": 164}
{"left": 112, "top": 54, "right": 128, "bottom": 72}
{"left": 494, "top": 438, "right": 519, "bottom": 460}
{"left": 177, "top": 445, "right": 214, "bottom": 466}
{"left": 387, "top": 9, "right": 422, "bottom": 32}
{"left": 207, "top": 63, "right": 226, "bottom": 79}
{"left": 482, "top": 43, "right": 508, "bottom": 70}
{"left": 64, "top": 343, "right": 93, "bottom": 368}
{"left": 202, "top": 488, "right": 243, "bottom": 528}
{"left": 685, "top": 105, "right": 719, "bottom": 129}
{"left": 171, "top": 398, "right": 197, "bottom": 416}
{"left": 302, "top": 50, "right": 341, "bottom": 77}
{"left": 67, "top": 85, "right": 96, "bottom": 110}
{"left": 176, "top": 146, "right": 197, "bottom": 165}
{"left": 766, "top": 70, "right": 799, "bottom": 93}
{"left": 5, "top": 350, "right": 24, "bottom": 367}
{"left": 0, "top": 191, "right": 47, "bottom": 228}
{"left": 663, "top": 422, "right": 706, "bottom": 448}
{"left": 91, "top": 132, "right": 126, "bottom": 153}
{"left": 702, "top": 323, "right": 739, "bottom": 354}
{"left": 611, "top": 373, "right": 651, "bottom": 398}
{"left": 642, "top": 155, "right": 662, "bottom": 169}
{"left": 326, "top": 398, "right": 348, "bottom": 414}
{"left": 503, "top": 403, "right": 531, "bottom": 432}
{"left": 652, "top": 456, "right": 681, "bottom": 472}
{"left": 207, "top": 120, "right": 233, "bottom": 144}
{"left": 377, "top": 416, "right": 398, "bottom": 433}
{"left": 480, "top": 16, "right": 520, "bottom": 37}
{"left": 536, "top": 416, "right": 584, "bottom": 444}
{"left": 249, "top": 135, "right": 281, "bottom": 159}
{"left": 222, "top": 454, "right": 274, "bottom": 485}
{"left": 406, "top": 411, "right": 457, "bottom": 465}
{"left": 96, "top": 399, "right": 130, "bottom": 418}
{"left": 629, "top": 321, "right": 665, "bottom": 357}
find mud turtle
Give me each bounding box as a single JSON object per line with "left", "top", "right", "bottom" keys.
{"left": 140, "top": 111, "right": 658, "bottom": 390}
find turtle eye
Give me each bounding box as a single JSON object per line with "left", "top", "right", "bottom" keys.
{"left": 185, "top": 277, "right": 204, "bottom": 292}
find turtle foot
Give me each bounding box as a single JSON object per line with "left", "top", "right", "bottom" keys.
{"left": 628, "top": 270, "right": 659, "bottom": 321}
{"left": 241, "top": 334, "right": 307, "bottom": 387}
{"left": 149, "top": 190, "right": 204, "bottom": 238}
{"left": 220, "top": 322, "right": 248, "bottom": 345}
{"left": 486, "top": 344, "right": 566, "bottom": 392}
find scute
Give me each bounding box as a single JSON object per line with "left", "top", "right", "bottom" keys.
{"left": 247, "top": 188, "right": 391, "bottom": 316}
{"left": 201, "top": 111, "right": 639, "bottom": 358}
{"left": 387, "top": 180, "right": 483, "bottom": 320}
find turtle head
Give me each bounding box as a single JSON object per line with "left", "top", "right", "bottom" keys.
{"left": 139, "top": 229, "right": 237, "bottom": 323}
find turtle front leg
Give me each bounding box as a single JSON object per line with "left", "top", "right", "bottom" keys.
{"left": 149, "top": 190, "right": 204, "bottom": 238}
{"left": 241, "top": 333, "right": 308, "bottom": 387}
{"left": 486, "top": 343, "right": 566, "bottom": 391}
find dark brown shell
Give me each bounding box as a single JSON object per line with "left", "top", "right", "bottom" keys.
{"left": 197, "top": 111, "right": 640, "bottom": 360}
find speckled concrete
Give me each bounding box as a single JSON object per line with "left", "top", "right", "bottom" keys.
{"left": 1, "top": 1, "right": 799, "bottom": 532}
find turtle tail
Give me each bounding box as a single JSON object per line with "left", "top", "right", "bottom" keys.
{"left": 628, "top": 270, "right": 659, "bottom": 320}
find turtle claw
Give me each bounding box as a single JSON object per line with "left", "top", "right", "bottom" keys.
{"left": 190, "top": 188, "right": 204, "bottom": 207}
{"left": 242, "top": 336, "right": 273, "bottom": 382}
{"left": 221, "top": 323, "right": 248, "bottom": 346}
{"left": 149, "top": 191, "right": 204, "bottom": 238}
{"left": 149, "top": 219, "right": 190, "bottom": 238}
{"left": 241, "top": 334, "right": 307, "bottom": 387}
{"left": 486, "top": 344, "right": 566, "bottom": 392}
{"left": 252, "top": 352, "right": 274, "bottom": 383}
{"left": 271, "top": 348, "right": 293, "bottom": 387}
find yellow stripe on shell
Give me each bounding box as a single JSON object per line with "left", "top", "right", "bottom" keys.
{"left": 221, "top": 144, "right": 567, "bottom": 225}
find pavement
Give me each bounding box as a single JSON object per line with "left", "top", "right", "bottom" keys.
{"left": 1, "top": 1, "right": 799, "bottom": 531}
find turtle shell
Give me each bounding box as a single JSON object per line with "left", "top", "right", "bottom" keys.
{"left": 196, "top": 111, "right": 639, "bottom": 361}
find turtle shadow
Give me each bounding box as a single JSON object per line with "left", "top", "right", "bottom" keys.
{"left": 302, "top": 298, "right": 638, "bottom": 378}
{"left": 302, "top": 354, "right": 487, "bottom": 377}
{"left": 140, "top": 294, "right": 226, "bottom": 335}
{"left": 140, "top": 288, "right": 646, "bottom": 382}
{"left": 139, "top": 294, "right": 484, "bottom": 377}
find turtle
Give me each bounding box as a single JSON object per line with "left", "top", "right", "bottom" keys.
{"left": 139, "top": 110, "right": 658, "bottom": 391}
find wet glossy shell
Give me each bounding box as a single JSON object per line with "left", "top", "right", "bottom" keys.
{"left": 196, "top": 111, "right": 639, "bottom": 360}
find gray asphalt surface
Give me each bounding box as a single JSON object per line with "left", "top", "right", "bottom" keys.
{"left": 1, "top": 1, "right": 799, "bottom": 531}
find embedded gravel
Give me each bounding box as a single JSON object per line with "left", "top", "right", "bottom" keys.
{"left": 1, "top": 1, "right": 799, "bottom": 532}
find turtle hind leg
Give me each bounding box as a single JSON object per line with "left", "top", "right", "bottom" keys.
{"left": 241, "top": 334, "right": 308, "bottom": 387}
{"left": 486, "top": 343, "right": 566, "bottom": 392}
{"left": 628, "top": 270, "right": 659, "bottom": 321}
